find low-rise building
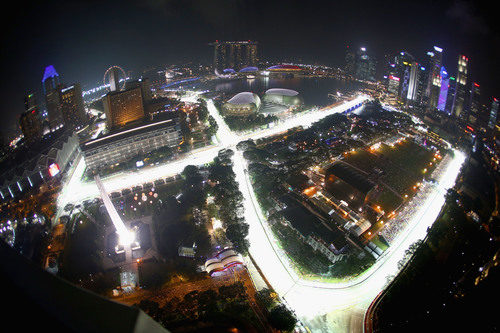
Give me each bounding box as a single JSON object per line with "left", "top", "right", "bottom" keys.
{"left": 0, "top": 130, "right": 80, "bottom": 200}
{"left": 81, "top": 118, "right": 181, "bottom": 173}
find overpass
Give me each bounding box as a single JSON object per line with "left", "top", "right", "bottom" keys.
{"left": 95, "top": 175, "right": 134, "bottom": 245}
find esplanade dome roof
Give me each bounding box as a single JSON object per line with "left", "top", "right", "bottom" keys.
{"left": 266, "top": 64, "right": 302, "bottom": 71}
{"left": 239, "top": 66, "right": 258, "bottom": 72}
{"left": 265, "top": 88, "right": 299, "bottom": 96}
{"left": 227, "top": 92, "right": 260, "bottom": 105}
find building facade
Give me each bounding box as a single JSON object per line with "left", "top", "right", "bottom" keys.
{"left": 20, "top": 109, "right": 42, "bottom": 145}
{"left": 424, "top": 46, "right": 443, "bottom": 111}
{"left": 20, "top": 93, "right": 43, "bottom": 144}
{"left": 81, "top": 119, "right": 181, "bottom": 172}
{"left": 452, "top": 55, "right": 469, "bottom": 120}
{"left": 60, "top": 83, "right": 86, "bottom": 129}
{"left": 103, "top": 86, "right": 145, "bottom": 129}
{"left": 42, "top": 65, "right": 64, "bottom": 130}
{"left": 210, "top": 40, "right": 258, "bottom": 73}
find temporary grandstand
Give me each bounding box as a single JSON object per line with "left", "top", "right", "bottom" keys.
{"left": 325, "top": 161, "right": 376, "bottom": 211}
{"left": 204, "top": 248, "right": 244, "bottom": 275}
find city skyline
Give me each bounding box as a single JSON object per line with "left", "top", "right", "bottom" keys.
{"left": 1, "top": 0, "right": 499, "bottom": 136}
{"left": 1, "top": 2, "right": 499, "bottom": 331}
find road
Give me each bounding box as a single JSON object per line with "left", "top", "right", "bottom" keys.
{"left": 55, "top": 93, "right": 465, "bottom": 332}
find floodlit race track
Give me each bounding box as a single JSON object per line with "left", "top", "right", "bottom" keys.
{"left": 56, "top": 93, "right": 465, "bottom": 332}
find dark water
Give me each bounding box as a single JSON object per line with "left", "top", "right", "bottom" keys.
{"left": 203, "top": 77, "right": 364, "bottom": 107}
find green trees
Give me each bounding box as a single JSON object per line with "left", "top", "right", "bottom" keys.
{"left": 268, "top": 305, "right": 297, "bottom": 332}
{"left": 206, "top": 115, "right": 218, "bottom": 137}
{"left": 208, "top": 149, "right": 249, "bottom": 254}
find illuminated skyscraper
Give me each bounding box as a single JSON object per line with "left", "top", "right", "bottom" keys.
{"left": 60, "top": 83, "right": 87, "bottom": 129}
{"left": 103, "top": 86, "right": 145, "bottom": 129}
{"left": 20, "top": 93, "right": 42, "bottom": 144}
{"left": 437, "top": 67, "right": 449, "bottom": 111}
{"left": 487, "top": 98, "right": 499, "bottom": 130}
{"left": 444, "top": 77, "right": 457, "bottom": 115}
{"left": 345, "top": 45, "right": 356, "bottom": 76}
{"left": 108, "top": 67, "right": 122, "bottom": 92}
{"left": 467, "top": 82, "right": 481, "bottom": 129}
{"left": 210, "top": 40, "right": 258, "bottom": 73}
{"left": 355, "top": 47, "right": 376, "bottom": 81}
{"left": 424, "top": 46, "right": 443, "bottom": 111}
{"left": 452, "top": 55, "right": 469, "bottom": 119}
{"left": 407, "top": 63, "right": 426, "bottom": 105}
{"left": 42, "top": 65, "right": 64, "bottom": 130}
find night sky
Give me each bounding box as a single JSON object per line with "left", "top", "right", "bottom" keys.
{"left": 1, "top": 0, "right": 498, "bottom": 138}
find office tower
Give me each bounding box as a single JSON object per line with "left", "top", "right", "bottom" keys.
{"left": 452, "top": 55, "right": 469, "bottom": 119}
{"left": 42, "top": 65, "right": 60, "bottom": 95}
{"left": 42, "top": 65, "right": 64, "bottom": 130}
{"left": 424, "top": 46, "right": 443, "bottom": 111}
{"left": 210, "top": 40, "right": 258, "bottom": 73}
{"left": 487, "top": 98, "right": 499, "bottom": 130}
{"left": 444, "top": 77, "right": 457, "bottom": 115}
{"left": 407, "top": 62, "right": 426, "bottom": 105}
{"left": 355, "top": 47, "right": 376, "bottom": 81}
{"left": 437, "top": 67, "right": 449, "bottom": 111}
{"left": 387, "top": 75, "right": 400, "bottom": 95}
{"left": 467, "top": 82, "right": 481, "bottom": 129}
{"left": 20, "top": 93, "right": 42, "bottom": 144}
{"left": 385, "top": 51, "right": 414, "bottom": 102}
{"left": 396, "top": 52, "right": 415, "bottom": 103}
{"left": 25, "top": 92, "right": 36, "bottom": 110}
{"left": 60, "top": 83, "right": 87, "bottom": 129}
{"left": 108, "top": 67, "right": 122, "bottom": 92}
{"left": 345, "top": 45, "right": 356, "bottom": 76}
{"left": 103, "top": 86, "right": 145, "bottom": 129}
{"left": 125, "top": 79, "right": 152, "bottom": 104}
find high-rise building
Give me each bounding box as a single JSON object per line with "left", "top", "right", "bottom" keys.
{"left": 407, "top": 62, "right": 426, "bottom": 105}
{"left": 24, "top": 92, "right": 37, "bottom": 110}
{"left": 487, "top": 98, "right": 499, "bottom": 131}
{"left": 452, "top": 55, "right": 469, "bottom": 119}
{"left": 437, "top": 67, "right": 449, "bottom": 111}
{"left": 345, "top": 45, "right": 356, "bottom": 76}
{"left": 444, "top": 77, "right": 457, "bottom": 115}
{"left": 42, "top": 65, "right": 64, "bottom": 130}
{"left": 384, "top": 51, "right": 415, "bottom": 103}
{"left": 355, "top": 47, "right": 376, "bottom": 81}
{"left": 20, "top": 93, "right": 42, "bottom": 145}
{"left": 424, "top": 46, "right": 443, "bottom": 111}
{"left": 60, "top": 83, "right": 87, "bottom": 129}
{"left": 467, "top": 82, "right": 481, "bottom": 130}
{"left": 108, "top": 67, "right": 122, "bottom": 92}
{"left": 103, "top": 86, "right": 145, "bottom": 129}
{"left": 210, "top": 40, "right": 258, "bottom": 73}
{"left": 42, "top": 65, "right": 60, "bottom": 95}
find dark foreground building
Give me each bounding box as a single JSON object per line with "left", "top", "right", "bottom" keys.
{"left": 0, "top": 240, "right": 168, "bottom": 333}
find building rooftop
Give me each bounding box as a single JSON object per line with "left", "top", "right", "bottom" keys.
{"left": 239, "top": 66, "right": 258, "bottom": 72}
{"left": 327, "top": 162, "right": 375, "bottom": 194}
{"left": 265, "top": 88, "right": 299, "bottom": 96}
{"left": 82, "top": 117, "right": 178, "bottom": 151}
{"left": 280, "top": 195, "right": 348, "bottom": 251}
{"left": 266, "top": 64, "right": 302, "bottom": 71}
{"left": 42, "top": 65, "right": 59, "bottom": 82}
{"left": 226, "top": 92, "right": 260, "bottom": 105}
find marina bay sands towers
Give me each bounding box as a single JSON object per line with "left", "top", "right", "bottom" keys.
{"left": 210, "top": 40, "right": 258, "bottom": 73}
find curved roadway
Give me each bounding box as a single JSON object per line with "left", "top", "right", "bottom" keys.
{"left": 56, "top": 93, "right": 464, "bottom": 332}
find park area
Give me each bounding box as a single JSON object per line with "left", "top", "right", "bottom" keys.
{"left": 341, "top": 139, "right": 440, "bottom": 213}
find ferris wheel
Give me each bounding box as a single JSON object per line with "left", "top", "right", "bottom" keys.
{"left": 103, "top": 65, "right": 127, "bottom": 91}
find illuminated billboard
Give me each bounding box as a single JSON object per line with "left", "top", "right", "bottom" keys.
{"left": 48, "top": 163, "right": 60, "bottom": 177}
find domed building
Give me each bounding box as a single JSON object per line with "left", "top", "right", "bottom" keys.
{"left": 222, "top": 92, "right": 261, "bottom": 116}
{"left": 266, "top": 64, "right": 303, "bottom": 72}
{"left": 262, "top": 88, "right": 303, "bottom": 106}
{"left": 239, "top": 66, "right": 258, "bottom": 73}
